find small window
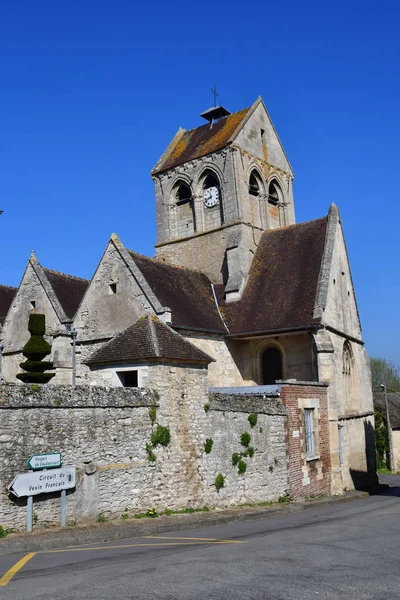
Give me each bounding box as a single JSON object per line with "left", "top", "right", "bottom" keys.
{"left": 30, "top": 301, "right": 36, "bottom": 310}
{"left": 261, "top": 128, "right": 265, "bottom": 144}
{"left": 117, "top": 370, "right": 138, "bottom": 387}
{"left": 304, "top": 408, "right": 315, "bottom": 459}
{"left": 109, "top": 283, "right": 117, "bottom": 294}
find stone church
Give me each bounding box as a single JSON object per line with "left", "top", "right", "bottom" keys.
{"left": 0, "top": 97, "right": 376, "bottom": 499}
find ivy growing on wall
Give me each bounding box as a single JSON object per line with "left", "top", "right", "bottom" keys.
{"left": 145, "top": 409, "right": 170, "bottom": 462}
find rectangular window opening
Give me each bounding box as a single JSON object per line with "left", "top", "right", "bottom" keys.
{"left": 117, "top": 370, "right": 138, "bottom": 388}
{"left": 109, "top": 283, "right": 117, "bottom": 294}
{"left": 261, "top": 128, "right": 265, "bottom": 144}
{"left": 304, "top": 408, "right": 315, "bottom": 459}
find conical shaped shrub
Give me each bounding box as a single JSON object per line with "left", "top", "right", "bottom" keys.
{"left": 16, "top": 314, "right": 55, "bottom": 384}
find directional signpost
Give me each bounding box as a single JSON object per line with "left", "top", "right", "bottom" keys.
{"left": 8, "top": 457, "right": 76, "bottom": 533}
{"left": 27, "top": 452, "right": 62, "bottom": 470}
{"left": 8, "top": 466, "right": 75, "bottom": 498}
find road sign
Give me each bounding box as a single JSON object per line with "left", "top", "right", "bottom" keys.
{"left": 27, "top": 452, "right": 62, "bottom": 470}
{"left": 8, "top": 466, "right": 76, "bottom": 498}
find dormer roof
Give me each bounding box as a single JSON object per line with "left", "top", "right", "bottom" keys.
{"left": 86, "top": 315, "right": 214, "bottom": 366}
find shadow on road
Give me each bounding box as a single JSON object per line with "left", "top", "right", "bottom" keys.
{"left": 349, "top": 420, "right": 400, "bottom": 496}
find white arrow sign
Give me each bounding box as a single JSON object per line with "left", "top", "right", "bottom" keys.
{"left": 8, "top": 466, "right": 76, "bottom": 498}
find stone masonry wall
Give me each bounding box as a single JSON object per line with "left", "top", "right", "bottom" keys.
{"left": 0, "top": 373, "right": 290, "bottom": 531}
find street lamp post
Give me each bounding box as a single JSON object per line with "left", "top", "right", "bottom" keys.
{"left": 381, "top": 383, "right": 394, "bottom": 471}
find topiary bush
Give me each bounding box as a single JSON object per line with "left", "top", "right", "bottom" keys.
{"left": 16, "top": 314, "right": 55, "bottom": 384}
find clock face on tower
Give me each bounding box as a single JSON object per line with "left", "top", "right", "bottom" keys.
{"left": 203, "top": 186, "right": 220, "bottom": 208}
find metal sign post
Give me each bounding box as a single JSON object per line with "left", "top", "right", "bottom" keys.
{"left": 61, "top": 490, "right": 67, "bottom": 527}
{"left": 26, "top": 470, "right": 33, "bottom": 534}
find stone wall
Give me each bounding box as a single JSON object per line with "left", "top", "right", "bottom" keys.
{"left": 391, "top": 430, "right": 400, "bottom": 473}
{"left": 338, "top": 414, "right": 377, "bottom": 491}
{"left": 0, "top": 373, "right": 292, "bottom": 531}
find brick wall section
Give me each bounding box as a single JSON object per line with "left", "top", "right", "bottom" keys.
{"left": 280, "top": 382, "right": 331, "bottom": 499}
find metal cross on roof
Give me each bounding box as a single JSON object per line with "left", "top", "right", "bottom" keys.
{"left": 210, "top": 82, "right": 218, "bottom": 107}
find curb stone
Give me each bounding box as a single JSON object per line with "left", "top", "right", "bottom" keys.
{"left": 0, "top": 491, "right": 368, "bottom": 556}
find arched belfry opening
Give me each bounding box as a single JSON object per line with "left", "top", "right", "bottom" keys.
{"left": 248, "top": 169, "right": 264, "bottom": 228}
{"left": 173, "top": 181, "right": 195, "bottom": 238}
{"left": 261, "top": 347, "right": 283, "bottom": 385}
{"left": 200, "top": 170, "right": 224, "bottom": 229}
{"left": 267, "top": 179, "right": 286, "bottom": 229}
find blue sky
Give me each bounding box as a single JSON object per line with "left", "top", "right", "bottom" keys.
{"left": 1, "top": 0, "right": 399, "bottom": 363}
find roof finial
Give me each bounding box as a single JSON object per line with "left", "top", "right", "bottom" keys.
{"left": 210, "top": 82, "right": 218, "bottom": 107}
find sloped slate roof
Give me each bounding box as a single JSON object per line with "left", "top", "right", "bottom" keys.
{"left": 153, "top": 108, "right": 250, "bottom": 174}
{"left": 373, "top": 393, "right": 400, "bottom": 429}
{"left": 0, "top": 285, "right": 17, "bottom": 326}
{"left": 43, "top": 269, "right": 89, "bottom": 320}
{"left": 128, "top": 251, "right": 226, "bottom": 333}
{"left": 225, "top": 217, "right": 328, "bottom": 335}
{"left": 86, "top": 315, "right": 214, "bottom": 365}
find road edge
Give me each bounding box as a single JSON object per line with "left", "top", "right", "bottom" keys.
{"left": 0, "top": 491, "right": 368, "bottom": 556}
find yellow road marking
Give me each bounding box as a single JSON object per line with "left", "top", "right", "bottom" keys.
{"left": 40, "top": 540, "right": 246, "bottom": 554}
{"left": 143, "top": 536, "right": 245, "bottom": 543}
{"left": 0, "top": 552, "right": 36, "bottom": 587}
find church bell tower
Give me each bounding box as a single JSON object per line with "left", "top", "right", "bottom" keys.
{"left": 152, "top": 97, "right": 295, "bottom": 301}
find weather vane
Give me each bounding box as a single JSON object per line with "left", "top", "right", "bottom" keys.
{"left": 210, "top": 82, "right": 218, "bottom": 107}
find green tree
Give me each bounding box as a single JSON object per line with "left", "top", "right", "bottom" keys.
{"left": 16, "top": 314, "right": 55, "bottom": 384}
{"left": 370, "top": 357, "right": 400, "bottom": 392}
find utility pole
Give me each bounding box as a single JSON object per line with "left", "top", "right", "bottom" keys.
{"left": 381, "top": 383, "right": 394, "bottom": 471}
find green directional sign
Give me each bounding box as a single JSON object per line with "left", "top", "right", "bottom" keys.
{"left": 27, "top": 452, "right": 62, "bottom": 470}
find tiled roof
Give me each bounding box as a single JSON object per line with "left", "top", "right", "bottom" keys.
{"left": 86, "top": 315, "right": 214, "bottom": 365}
{"left": 0, "top": 285, "right": 17, "bottom": 326}
{"left": 152, "top": 108, "right": 250, "bottom": 174}
{"left": 43, "top": 269, "right": 89, "bottom": 320}
{"left": 128, "top": 251, "right": 226, "bottom": 333}
{"left": 225, "top": 217, "right": 329, "bottom": 335}
{"left": 374, "top": 393, "right": 400, "bottom": 429}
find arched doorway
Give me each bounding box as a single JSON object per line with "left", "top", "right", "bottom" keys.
{"left": 262, "top": 347, "right": 283, "bottom": 384}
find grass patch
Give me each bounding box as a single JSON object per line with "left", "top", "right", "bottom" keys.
{"left": 248, "top": 414, "right": 258, "bottom": 428}
{"left": 215, "top": 473, "right": 226, "bottom": 492}
{"left": 97, "top": 513, "right": 107, "bottom": 522}
{"left": 151, "top": 425, "right": 170, "bottom": 447}
{"left": 240, "top": 432, "right": 251, "bottom": 447}
{"left": 204, "top": 438, "right": 213, "bottom": 454}
{"left": 148, "top": 406, "right": 157, "bottom": 425}
{"left": 238, "top": 460, "right": 247, "bottom": 475}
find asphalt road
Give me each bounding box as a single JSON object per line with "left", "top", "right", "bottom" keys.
{"left": 1, "top": 480, "right": 400, "bottom": 599}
